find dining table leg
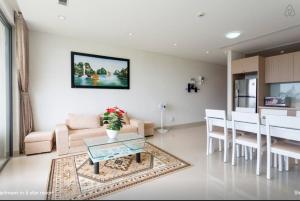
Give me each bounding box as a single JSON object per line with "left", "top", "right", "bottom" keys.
{"left": 279, "top": 155, "right": 283, "bottom": 172}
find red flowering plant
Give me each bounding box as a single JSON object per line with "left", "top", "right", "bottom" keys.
{"left": 103, "top": 107, "right": 125, "bottom": 131}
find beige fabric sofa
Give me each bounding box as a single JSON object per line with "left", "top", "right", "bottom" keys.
{"left": 25, "top": 131, "right": 54, "bottom": 155}
{"left": 55, "top": 114, "right": 144, "bottom": 155}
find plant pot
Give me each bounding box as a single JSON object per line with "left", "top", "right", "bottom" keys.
{"left": 106, "top": 129, "right": 119, "bottom": 139}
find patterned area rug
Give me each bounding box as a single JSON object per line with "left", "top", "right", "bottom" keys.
{"left": 47, "top": 143, "right": 190, "bottom": 200}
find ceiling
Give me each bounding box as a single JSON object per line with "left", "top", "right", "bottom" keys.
{"left": 13, "top": 0, "right": 300, "bottom": 65}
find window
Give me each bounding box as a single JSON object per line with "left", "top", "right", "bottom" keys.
{"left": 0, "top": 9, "right": 12, "bottom": 171}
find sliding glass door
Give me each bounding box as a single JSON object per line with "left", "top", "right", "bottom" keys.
{"left": 0, "top": 10, "right": 12, "bottom": 171}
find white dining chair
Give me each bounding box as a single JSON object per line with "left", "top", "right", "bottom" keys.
{"left": 236, "top": 107, "right": 256, "bottom": 113}
{"left": 261, "top": 109, "right": 288, "bottom": 170}
{"left": 235, "top": 107, "right": 256, "bottom": 159}
{"left": 232, "top": 112, "right": 265, "bottom": 176}
{"left": 290, "top": 111, "right": 300, "bottom": 165}
{"left": 261, "top": 109, "right": 288, "bottom": 123}
{"left": 206, "top": 109, "right": 231, "bottom": 163}
{"left": 266, "top": 115, "right": 300, "bottom": 179}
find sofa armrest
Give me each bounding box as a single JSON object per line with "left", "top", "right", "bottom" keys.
{"left": 130, "top": 119, "right": 145, "bottom": 136}
{"left": 55, "top": 124, "right": 69, "bottom": 155}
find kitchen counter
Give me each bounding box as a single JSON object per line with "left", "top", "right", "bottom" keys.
{"left": 258, "top": 106, "right": 300, "bottom": 116}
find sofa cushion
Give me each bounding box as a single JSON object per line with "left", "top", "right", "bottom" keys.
{"left": 120, "top": 125, "right": 138, "bottom": 133}
{"left": 25, "top": 131, "right": 54, "bottom": 143}
{"left": 67, "top": 114, "right": 101, "bottom": 130}
{"left": 69, "top": 128, "right": 106, "bottom": 141}
{"left": 123, "top": 113, "right": 130, "bottom": 125}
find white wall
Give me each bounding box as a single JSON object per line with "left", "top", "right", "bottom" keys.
{"left": 29, "top": 31, "right": 227, "bottom": 131}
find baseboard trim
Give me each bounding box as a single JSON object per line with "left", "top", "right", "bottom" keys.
{"left": 157, "top": 121, "right": 205, "bottom": 130}
{"left": 13, "top": 151, "right": 20, "bottom": 157}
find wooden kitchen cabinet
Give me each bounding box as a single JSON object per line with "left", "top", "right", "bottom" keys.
{"left": 265, "top": 53, "right": 294, "bottom": 83}
{"left": 294, "top": 51, "right": 300, "bottom": 82}
{"left": 232, "top": 56, "right": 260, "bottom": 74}
{"left": 265, "top": 56, "right": 278, "bottom": 83}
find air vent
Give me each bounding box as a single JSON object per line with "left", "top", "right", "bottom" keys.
{"left": 58, "top": 0, "right": 68, "bottom": 6}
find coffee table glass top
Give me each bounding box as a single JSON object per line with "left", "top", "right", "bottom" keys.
{"left": 84, "top": 133, "right": 146, "bottom": 162}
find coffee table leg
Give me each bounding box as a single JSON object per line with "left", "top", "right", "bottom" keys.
{"left": 136, "top": 153, "right": 141, "bottom": 163}
{"left": 89, "top": 158, "right": 94, "bottom": 165}
{"left": 94, "top": 162, "right": 100, "bottom": 174}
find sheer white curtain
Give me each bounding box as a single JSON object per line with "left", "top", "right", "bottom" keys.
{"left": 0, "top": 17, "right": 9, "bottom": 168}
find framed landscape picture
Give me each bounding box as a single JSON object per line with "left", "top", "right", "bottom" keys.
{"left": 71, "top": 52, "right": 130, "bottom": 89}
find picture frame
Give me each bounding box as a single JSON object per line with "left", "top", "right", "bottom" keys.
{"left": 71, "top": 52, "right": 130, "bottom": 89}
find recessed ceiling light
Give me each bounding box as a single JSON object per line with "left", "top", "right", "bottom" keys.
{"left": 197, "top": 12, "right": 206, "bottom": 18}
{"left": 58, "top": 0, "right": 68, "bottom": 6}
{"left": 129, "top": 32, "right": 134, "bottom": 37}
{"left": 206, "top": 50, "right": 210, "bottom": 54}
{"left": 225, "top": 31, "right": 241, "bottom": 39}
{"left": 58, "top": 15, "right": 66, "bottom": 20}
{"left": 173, "top": 43, "right": 178, "bottom": 47}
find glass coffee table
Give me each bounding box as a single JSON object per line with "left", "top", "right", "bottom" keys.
{"left": 84, "top": 133, "right": 146, "bottom": 174}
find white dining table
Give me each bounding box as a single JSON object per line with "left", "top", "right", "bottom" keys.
{"left": 208, "top": 118, "right": 300, "bottom": 142}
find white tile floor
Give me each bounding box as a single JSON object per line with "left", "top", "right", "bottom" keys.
{"left": 0, "top": 159, "right": 7, "bottom": 170}
{"left": 0, "top": 126, "right": 300, "bottom": 200}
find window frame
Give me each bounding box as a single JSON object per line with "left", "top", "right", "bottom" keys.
{"left": 0, "top": 8, "right": 13, "bottom": 172}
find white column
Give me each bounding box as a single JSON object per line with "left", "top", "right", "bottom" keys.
{"left": 227, "top": 50, "right": 243, "bottom": 119}
{"left": 227, "top": 50, "right": 233, "bottom": 119}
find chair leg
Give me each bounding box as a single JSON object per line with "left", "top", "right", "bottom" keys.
{"left": 224, "top": 139, "right": 228, "bottom": 163}
{"left": 219, "top": 140, "right": 222, "bottom": 152}
{"left": 245, "top": 147, "right": 249, "bottom": 161}
{"left": 237, "top": 145, "right": 240, "bottom": 158}
{"left": 274, "top": 154, "right": 278, "bottom": 168}
{"left": 209, "top": 138, "right": 213, "bottom": 154}
{"left": 279, "top": 155, "right": 283, "bottom": 172}
{"left": 206, "top": 136, "right": 210, "bottom": 156}
{"left": 241, "top": 146, "right": 245, "bottom": 157}
{"left": 284, "top": 157, "right": 289, "bottom": 171}
{"left": 250, "top": 148, "right": 253, "bottom": 160}
{"left": 256, "top": 148, "right": 261, "bottom": 176}
{"left": 267, "top": 150, "right": 271, "bottom": 180}
{"left": 232, "top": 142, "right": 236, "bottom": 166}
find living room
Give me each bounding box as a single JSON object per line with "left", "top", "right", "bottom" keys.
{"left": 0, "top": 0, "right": 300, "bottom": 200}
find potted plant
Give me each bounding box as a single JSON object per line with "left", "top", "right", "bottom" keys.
{"left": 103, "top": 107, "right": 125, "bottom": 139}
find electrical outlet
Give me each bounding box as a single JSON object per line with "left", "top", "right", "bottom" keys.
{"left": 170, "top": 117, "right": 175, "bottom": 122}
